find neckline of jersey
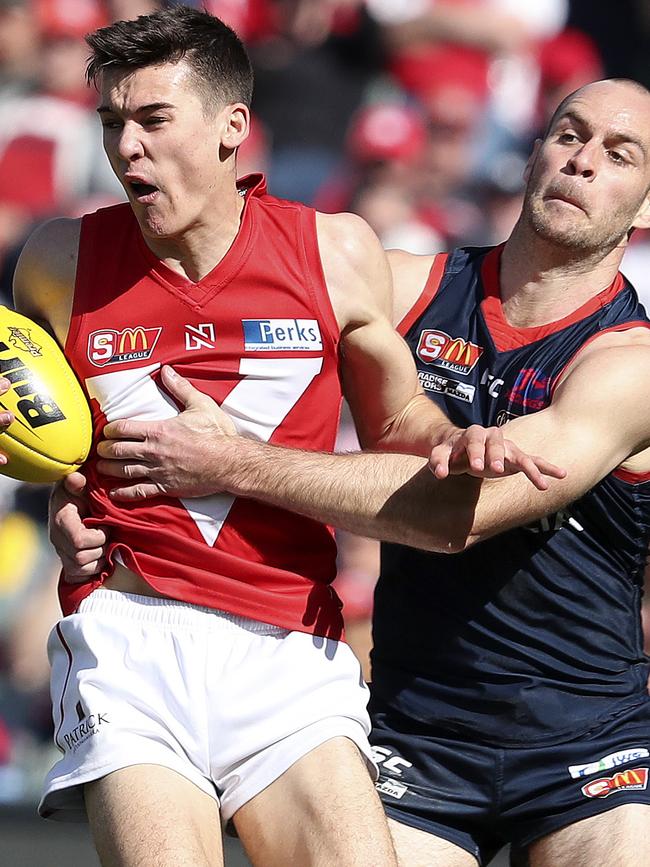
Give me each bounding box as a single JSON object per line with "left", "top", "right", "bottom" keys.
{"left": 480, "top": 243, "right": 625, "bottom": 352}
{"left": 134, "top": 173, "right": 266, "bottom": 307}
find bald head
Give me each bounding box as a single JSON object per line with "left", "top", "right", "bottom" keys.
{"left": 546, "top": 79, "right": 650, "bottom": 139}
{"left": 521, "top": 77, "right": 650, "bottom": 254}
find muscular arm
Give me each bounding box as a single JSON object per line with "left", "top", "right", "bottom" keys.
{"left": 316, "top": 212, "right": 454, "bottom": 457}
{"left": 98, "top": 344, "right": 650, "bottom": 552}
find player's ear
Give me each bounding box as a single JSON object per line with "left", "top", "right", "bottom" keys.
{"left": 631, "top": 188, "right": 650, "bottom": 231}
{"left": 221, "top": 103, "right": 250, "bottom": 151}
{"left": 523, "top": 139, "right": 542, "bottom": 183}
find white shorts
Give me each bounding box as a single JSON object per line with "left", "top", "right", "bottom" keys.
{"left": 39, "top": 588, "right": 375, "bottom": 823}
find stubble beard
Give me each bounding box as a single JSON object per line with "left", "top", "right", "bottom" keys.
{"left": 524, "top": 189, "right": 633, "bottom": 255}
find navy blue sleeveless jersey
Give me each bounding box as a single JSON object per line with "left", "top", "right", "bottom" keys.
{"left": 372, "top": 244, "right": 650, "bottom": 746}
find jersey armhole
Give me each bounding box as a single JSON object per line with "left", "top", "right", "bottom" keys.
{"left": 549, "top": 321, "right": 650, "bottom": 398}
{"left": 64, "top": 213, "right": 95, "bottom": 359}
{"left": 549, "top": 321, "right": 650, "bottom": 485}
{"left": 397, "top": 253, "right": 449, "bottom": 337}
{"left": 298, "top": 206, "right": 341, "bottom": 351}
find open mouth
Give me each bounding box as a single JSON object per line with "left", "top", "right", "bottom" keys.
{"left": 129, "top": 182, "right": 159, "bottom": 200}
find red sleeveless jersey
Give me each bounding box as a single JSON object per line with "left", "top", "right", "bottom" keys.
{"left": 62, "top": 175, "right": 345, "bottom": 638}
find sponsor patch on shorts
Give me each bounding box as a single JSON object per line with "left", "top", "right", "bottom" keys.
{"left": 376, "top": 779, "right": 409, "bottom": 799}
{"left": 581, "top": 767, "right": 648, "bottom": 799}
{"left": 568, "top": 748, "right": 650, "bottom": 779}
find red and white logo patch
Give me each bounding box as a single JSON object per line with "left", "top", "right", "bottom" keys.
{"left": 88, "top": 326, "right": 162, "bottom": 367}
{"left": 416, "top": 330, "right": 483, "bottom": 375}
{"left": 581, "top": 767, "right": 649, "bottom": 799}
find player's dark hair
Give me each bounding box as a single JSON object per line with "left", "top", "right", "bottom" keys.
{"left": 85, "top": 4, "right": 253, "bottom": 110}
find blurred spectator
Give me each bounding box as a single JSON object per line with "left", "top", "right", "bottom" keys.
{"left": 0, "top": 480, "right": 61, "bottom": 803}
{"left": 250, "top": 0, "right": 384, "bottom": 203}
{"left": 0, "top": 3, "right": 122, "bottom": 267}
{"left": 317, "top": 101, "right": 445, "bottom": 252}
{"left": 0, "top": 0, "right": 40, "bottom": 99}
{"left": 35, "top": 0, "right": 107, "bottom": 39}
{"left": 107, "top": 0, "right": 162, "bottom": 19}
{"left": 536, "top": 26, "right": 603, "bottom": 127}
{"left": 369, "top": 0, "right": 568, "bottom": 160}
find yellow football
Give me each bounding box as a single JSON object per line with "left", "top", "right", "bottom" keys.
{"left": 0, "top": 307, "right": 92, "bottom": 483}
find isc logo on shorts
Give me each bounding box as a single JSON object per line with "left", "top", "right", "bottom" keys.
{"left": 242, "top": 319, "right": 322, "bottom": 351}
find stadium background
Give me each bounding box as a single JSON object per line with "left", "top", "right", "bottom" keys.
{"left": 0, "top": 1, "right": 648, "bottom": 864}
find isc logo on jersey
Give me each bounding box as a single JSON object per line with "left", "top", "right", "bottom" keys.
{"left": 417, "top": 330, "right": 483, "bottom": 375}
{"left": 88, "top": 326, "right": 163, "bottom": 367}
{"left": 243, "top": 319, "right": 322, "bottom": 352}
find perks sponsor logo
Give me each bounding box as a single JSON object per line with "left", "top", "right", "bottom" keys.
{"left": 507, "top": 368, "right": 551, "bottom": 411}
{"left": 88, "top": 326, "right": 162, "bottom": 367}
{"left": 416, "top": 330, "right": 483, "bottom": 375}
{"left": 581, "top": 767, "right": 648, "bottom": 799}
{"left": 243, "top": 319, "right": 322, "bottom": 351}
{"left": 569, "top": 748, "right": 650, "bottom": 779}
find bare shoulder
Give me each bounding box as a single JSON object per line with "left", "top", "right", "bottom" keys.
{"left": 557, "top": 336, "right": 650, "bottom": 406}
{"left": 314, "top": 211, "right": 391, "bottom": 329}
{"left": 387, "top": 248, "right": 437, "bottom": 282}
{"left": 13, "top": 217, "right": 82, "bottom": 344}
{"left": 315, "top": 211, "right": 386, "bottom": 274}
{"left": 556, "top": 325, "right": 650, "bottom": 388}
{"left": 387, "top": 248, "right": 439, "bottom": 329}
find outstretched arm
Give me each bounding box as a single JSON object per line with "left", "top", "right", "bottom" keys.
{"left": 97, "top": 341, "right": 650, "bottom": 552}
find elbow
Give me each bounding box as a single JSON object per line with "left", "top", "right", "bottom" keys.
{"left": 421, "top": 511, "right": 489, "bottom": 553}
{"left": 411, "top": 525, "right": 478, "bottom": 555}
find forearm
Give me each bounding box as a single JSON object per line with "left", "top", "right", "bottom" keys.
{"left": 371, "top": 392, "right": 458, "bottom": 458}
{"left": 218, "top": 436, "right": 477, "bottom": 552}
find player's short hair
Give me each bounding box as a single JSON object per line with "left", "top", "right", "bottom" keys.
{"left": 85, "top": 4, "right": 253, "bottom": 111}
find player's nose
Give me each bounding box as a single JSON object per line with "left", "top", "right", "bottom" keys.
{"left": 116, "top": 122, "right": 145, "bottom": 161}
{"left": 565, "top": 142, "right": 597, "bottom": 179}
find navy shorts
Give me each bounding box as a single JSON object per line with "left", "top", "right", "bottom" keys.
{"left": 369, "top": 694, "right": 650, "bottom": 866}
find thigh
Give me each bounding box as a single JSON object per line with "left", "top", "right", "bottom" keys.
{"left": 528, "top": 804, "right": 650, "bottom": 867}
{"left": 388, "top": 818, "right": 479, "bottom": 867}
{"left": 85, "top": 764, "right": 224, "bottom": 867}
{"left": 369, "top": 697, "right": 501, "bottom": 865}
{"left": 41, "top": 594, "right": 217, "bottom": 821}
{"left": 504, "top": 698, "right": 650, "bottom": 853}
{"left": 233, "top": 736, "right": 397, "bottom": 867}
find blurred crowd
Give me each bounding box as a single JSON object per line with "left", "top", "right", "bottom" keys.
{"left": 0, "top": 0, "right": 649, "bottom": 805}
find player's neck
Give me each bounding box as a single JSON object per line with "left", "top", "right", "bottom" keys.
{"left": 141, "top": 180, "right": 246, "bottom": 284}
{"left": 498, "top": 222, "right": 627, "bottom": 328}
